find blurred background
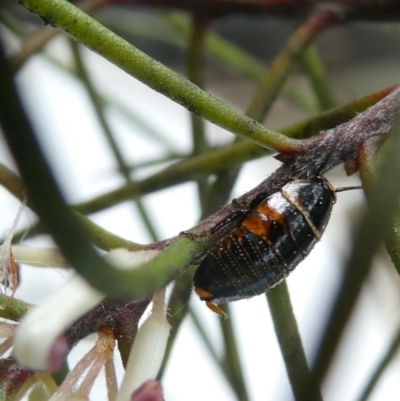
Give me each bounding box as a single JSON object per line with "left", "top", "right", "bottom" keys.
{"left": 1, "top": 2, "right": 400, "bottom": 400}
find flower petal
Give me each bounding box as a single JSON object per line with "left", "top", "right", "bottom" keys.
{"left": 14, "top": 275, "right": 104, "bottom": 371}
{"left": 116, "top": 292, "right": 170, "bottom": 401}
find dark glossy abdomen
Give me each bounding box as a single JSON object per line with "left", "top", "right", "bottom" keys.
{"left": 193, "top": 177, "right": 336, "bottom": 305}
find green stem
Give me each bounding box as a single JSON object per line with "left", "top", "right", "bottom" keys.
{"left": 246, "top": 8, "right": 339, "bottom": 121}
{"left": 12, "top": 0, "right": 296, "bottom": 152}
{"left": 186, "top": 14, "right": 210, "bottom": 213}
{"left": 74, "top": 212, "right": 144, "bottom": 251}
{"left": 72, "top": 86, "right": 392, "bottom": 216}
{"left": 162, "top": 275, "right": 251, "bottom": 401}
{"left": 164, "top": 13, "right": 318, "bottom": 113}
{"left": 125, "top": 152, "right": 187, "bottom": 169}
{"left": 267, "top": 282, "right": 323, "bottom": 401}
{"left": 0, "top": 294, "right": 31, "bottom": 321}
{"left": 357, "top": 138, "right": 400, "bottom": 273}
{"left": 302, "top": 46, "right": 336, "bottom": 111}
{"left": 10, "top": 0, "right": 110, "bottom": 72}
{"left": 158, "top": 268, "right": 194, "bottom": 378}
{"left": 189, "top": 306, "right": 249, "bottom": 401}
{"left": 292, "top": 60, "right": 334, "bottom": 389}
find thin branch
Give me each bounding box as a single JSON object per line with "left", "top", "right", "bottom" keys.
{"left": 164, "top": 12, "right": 318, "bottom": 113}
{"left": 110, "top": 0, "right": 400, "bottom": 22}
{"left": 267, "top": 282, "right": 323, "bottom": 401}
{"left": 9, "top": 0, "right": 111, "bottom": 72}
{"left": 12, "top": 0, "right": 297, "bottom": 152}
{"left": 302, "top": 46, "right": 336, "bottom": 111}
{"left": 246, "top": 7, "right": 339, "bottom": 121}
{"left": 186, "top": 14, "right": 210, "bottom": 214}
{"left": 357, "top": 137, "right": 400, "bottom": 272}
{"left": 0, "top": 294, "right": 31, "bottom": 322}
{"left": 158, "top": 270, "right": 193, "bottom": 378}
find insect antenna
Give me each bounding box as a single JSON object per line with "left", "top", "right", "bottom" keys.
{"left": 335, "top": 185, "right": 362, "bottom": 193}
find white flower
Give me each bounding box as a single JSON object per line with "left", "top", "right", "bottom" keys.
{"left": 13, "top": 273, "right": 104, "bottom": 371}
{"left": 11, "top": 245, "right": 69, "bottom": 268}
{"left": 116, "top": 289, "right": 170, "bottom": 401}
{"left": 49, "top": 326, "right": 117, "bottom": 401}
{"left": 13, "top": 248, "right": 160, "bottom": 371}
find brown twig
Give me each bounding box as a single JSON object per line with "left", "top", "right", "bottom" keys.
{"left": 189, "top": 86, "right": 400, "bottom": 239}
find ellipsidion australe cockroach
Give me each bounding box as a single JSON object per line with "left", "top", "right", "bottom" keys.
{"left": 193, "top": 176, "right": 339, "bottom": 317}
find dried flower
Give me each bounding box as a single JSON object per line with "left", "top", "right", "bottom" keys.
{"left": 0, "top": 202, "right": 25, "bottom": 305}
{"left": 14, "top": 273, "right": 104, "bottom": 371}
{"left": 49, "top": 326, "right": 117, "bottom": 401}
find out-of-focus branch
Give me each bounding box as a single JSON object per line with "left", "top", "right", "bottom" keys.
{"left": 267, "top": 282, "right": 323, "bottom": 401}
{"left": 112, "top": 0, "right": 400, "bottom": 21}
{"left": 10, "top": 0, "right": 111, "bottom": 72}
{"left": 304, "top": 109, "right": 400, "bottom": 401}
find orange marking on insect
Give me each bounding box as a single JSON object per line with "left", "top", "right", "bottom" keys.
{"left": 258, "top": 203, "right": 286, "bottom": 222}
{"left": 241, "top": 213, "right": 270, "bottom": 237}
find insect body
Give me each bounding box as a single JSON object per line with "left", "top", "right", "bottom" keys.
{"left": 193, "top": 176, "right": 336, "bottom": 316}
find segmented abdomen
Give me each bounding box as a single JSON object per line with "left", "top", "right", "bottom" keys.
{"left": 193, "top": 177, "right": 336, "bottom": 305}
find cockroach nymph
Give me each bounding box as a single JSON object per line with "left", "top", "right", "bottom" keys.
{"left": 193, "top": 176, "right": 338, "bottom": 317}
